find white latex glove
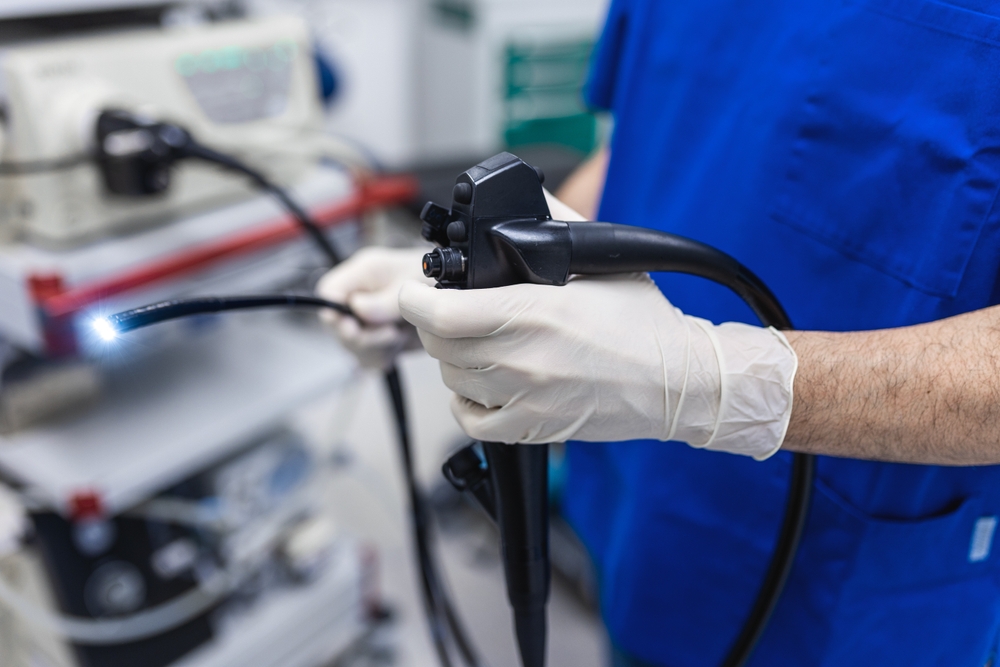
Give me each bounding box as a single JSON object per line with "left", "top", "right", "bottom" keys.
{"left": 0, "top": 483, "right": 26, "bottom": 556}
{"left": 317, "top": 246, "right": 434, "bottom": 369}
{"left": 398, "top": 273, "right": 797, "bottom": 460}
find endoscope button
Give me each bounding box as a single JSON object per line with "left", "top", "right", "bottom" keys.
{"left": 453, "top": 182, "right": 473, "bottom": 205}
{"left": 446, "top": 220, "right": 467, "bottom": 242}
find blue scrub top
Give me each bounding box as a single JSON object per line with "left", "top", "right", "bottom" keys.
{"left": 563, "top": 1, "right": 1000, "bottom": 665}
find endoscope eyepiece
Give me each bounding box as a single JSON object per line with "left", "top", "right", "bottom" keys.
{"left": 422, "top": 247, "right": 466, "bottom": 282}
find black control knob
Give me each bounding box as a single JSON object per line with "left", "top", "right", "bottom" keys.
{"left": 446, "top": 220, "right": 468, "bottom": 242}
{"left": 420, "top": 202, "right": 453, "bottom": 245}
{"left": 422, "top": 247, "right": 467, "bottom": 282}
{"left": 453, "top": 181, "right": 473, "bottom": 205}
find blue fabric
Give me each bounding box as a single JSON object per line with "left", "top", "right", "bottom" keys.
{"left": 314, "top": 49, "right": 340, "bottom": 105}
{"left": 563, "top": 1, "right": 1000, "bottom": 666}
{"left": 612, "top": 645, "right": 657, "bottom": 667}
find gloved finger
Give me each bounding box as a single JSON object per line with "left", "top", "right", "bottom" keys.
{"left": 415, "top": 327, "right": 515, "bottom": 369}
{"left": 318, "top": 304, "right": 348, "bottom": 328}
{"left": 452, "top": 393, "right": 589, "bottom": 445}
{"left": 450, "top": 394, "right": 559, "bottom": 445}
{"left": 399, "top": 282, "right": 521, "bottom": 339}
{"left": 439, "top": 362, "right": 516, "bottom": 409}
{"left": 336, "top": 317, "right": 406, "bottom": 350}
{"left": 350, "top": 286, "right": 406, "bottom": 325}
{"left": 336, "top": 320, "right": 413, "bottom": 370}
{"left": 449, "top": 394, "right": 514, "bottom": 444}
{"left": 316, "top": 245, "right": 430, "bottom": 303}
{"left": 315, "top": 251, "right": 389, "bottom": 302}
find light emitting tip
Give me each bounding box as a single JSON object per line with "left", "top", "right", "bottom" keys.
{"left": 92, "top": 318, "right": 118, "bottom": 342}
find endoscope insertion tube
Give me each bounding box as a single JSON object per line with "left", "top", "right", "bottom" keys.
{"left": 93, "top": 295, "right": 354, "bottom": 339}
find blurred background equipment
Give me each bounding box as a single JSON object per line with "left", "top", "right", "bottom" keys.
{"left": 0, "top": 14, "right": 330, "bottom": 245}
{"left": 0, "top": 0, "right": 609, "bottom": 666}
{"left": 247, "top": 0, "right": 608, "bottom": 167}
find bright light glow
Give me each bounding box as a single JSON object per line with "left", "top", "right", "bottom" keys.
{"left": 92, "top": 318, "right": 118, "bottom": 342}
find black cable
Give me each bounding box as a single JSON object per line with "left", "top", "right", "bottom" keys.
{"left": 720, "top": 454, "right": 814, "bottom": 667}
{"left": 386, "top": 366, "right": 455, "bottom": 667}
{"left": 181, "top": 142, "right": 342, "bottom": 267}
{"left": 7, "top": 122, "right": 471, "bottom": 664}
{"left": 689, "top": 267, "right": 814, "bottom": 667}
{"left": 102, "top": 294, "right": 481, "bottom": 667}
{"left": 709, "top": 264, "right": 815, "bottom": 667}
{"left": 385, "top": 368, "right": 483, "bottom": 667}
{"left": 0, "top": 154, "right": 91, "bottom": 175}
{"left": 79, "top": 111, "right": 476, "bottom": 666}
{"left": 181, "top": 144, "right": 483, "bottom": 667}
{"left": 566, "top": 223, "right": 814, "bottom": 667}
{"left": 103, "top": 295, "right": 354, "bottom": 333}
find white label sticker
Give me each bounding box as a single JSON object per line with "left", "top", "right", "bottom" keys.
{"left": 969, "top": 516, "right": 997, "bottom": 563}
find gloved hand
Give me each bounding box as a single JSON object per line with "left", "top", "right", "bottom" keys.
{"left": 0, "top": 482, "right": 25, "bottom": 556}
{"left": 317, "top": 246, "right": 434, "bottom": 369}
{"left": 398, "top": 273, "right": 797, "bottom": 460}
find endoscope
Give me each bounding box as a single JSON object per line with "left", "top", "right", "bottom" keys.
{"left": 104, "top": 151, "right": 813, "bottom": 667}
{"left": 426, "top": 153, "right": 812, "bottom": 667}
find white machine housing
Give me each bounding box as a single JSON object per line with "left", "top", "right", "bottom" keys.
{"left": 0, "top": 16, "right": 325, "bottom": 246}
{"left": 245, "top": 0, "right": 607, "bottom": 168}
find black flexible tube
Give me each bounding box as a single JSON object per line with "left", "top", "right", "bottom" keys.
{"left": 181, "top": 142, "right": 343, "bottom": 267}
{"left": 720, "top": 454, "right": 814, "bottom": 667}
{"left": 568, "top": 223, "right": 788, "bottom": 327}
{"left": 104, "top": 295, "right": 353, "bottom": 333}
{"left": 386, "top": 368, "right": 483, "bottom": 667}
{"left": 177, "top": 144, "right": 482, "bottom": 667}
{"left": 567, "top": 223, "right": 813, "bottom": 667}
{"left": 384, "top": 367, "right": 453, "bottom": 667}
{"left": 104, "top": 295, "right": 482, "bottom": 667}
{"left": 0, "top": 154, "right": 92, "bottom": 175}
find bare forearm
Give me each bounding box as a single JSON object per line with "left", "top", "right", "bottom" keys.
{"left": 554, "top": 146, "right": 609, "bottom": 220}
{"left": 783, "top": 306, "right": 1000, "bottom": 465}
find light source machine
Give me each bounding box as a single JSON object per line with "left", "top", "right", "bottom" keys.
{"left": 0, "top": 16, "right": 324, "bottom": 245}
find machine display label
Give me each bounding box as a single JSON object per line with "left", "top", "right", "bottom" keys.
{"left": 174, "top": 40, "right": 296, "bottom": 124}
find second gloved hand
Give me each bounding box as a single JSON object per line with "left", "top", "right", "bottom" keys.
{"left": 398, "top": 274, "right": 797, "bottom": 460}
{"left": 317, "top": 246, "right": 434, "bottom": 369}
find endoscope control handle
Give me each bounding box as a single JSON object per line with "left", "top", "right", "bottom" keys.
{"left": 422, "top": 153, "right": 556, "bottom": 667}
